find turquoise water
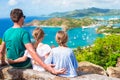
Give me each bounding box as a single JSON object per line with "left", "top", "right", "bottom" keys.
{"left": 0, "top": 16, "right": 104, "bottom": 48}
{"left": 23, "top": 26, "right": 104, "bottom": 48}
{"left": 113, "top": 23, "right": 120, "bottom": 28}
{"left": 90, "top": 15, "right": 120, "bottom": 20}
{"left": 0, "top": 16, "right": 50, "bottom": 38}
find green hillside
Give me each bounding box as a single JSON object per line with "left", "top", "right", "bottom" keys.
{"left": 48, "top": 7, "right": 120, "bottom": 17}
{"left": 27, "top": 17, "right": 97, "bottom": 31}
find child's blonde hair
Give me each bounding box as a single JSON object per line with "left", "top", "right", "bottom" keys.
{"left": 32, "top": 28, "right": 44, "bottom": 48}
{"left": 56, "top": 31, "right": 68, "bottom": 47}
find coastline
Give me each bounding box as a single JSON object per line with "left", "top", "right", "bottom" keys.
{"left": 82, "top": 24, "right": 97, "bottom": 28}
{"left": 25, "top": 23, "right": 98, "bottom": 29}
{"left": 24, "top": 17, "right": 98, "bottom": 31}
{"left": 103, "top": 33, "right": 120, "bottom": 35}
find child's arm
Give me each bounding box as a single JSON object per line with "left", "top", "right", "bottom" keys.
{"left": 7, "top": 56, "right": 27, "bottom": 64}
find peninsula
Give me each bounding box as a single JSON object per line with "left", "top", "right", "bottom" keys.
{"left": 25, "top": 17, "right": 97, "bottom": 31}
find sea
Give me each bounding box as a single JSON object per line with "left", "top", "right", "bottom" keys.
{"left": 1, "top": 16, "right": 119, "bottom": 48}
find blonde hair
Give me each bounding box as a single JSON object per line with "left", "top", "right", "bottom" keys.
{"left": 32, "top": 28, "right": 44, "bottom": 48}
{"left": 56, "top": 31, "right": 68, "bottom": 47}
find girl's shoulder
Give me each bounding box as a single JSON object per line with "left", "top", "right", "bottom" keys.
{"left": 43, "top": 44, "right": 51, "bottom": 48}
{"left": 52, "top": 47, "right": 72, "bottom": 51}
{"left": 38, "top": 43, "right": 51, "bottom": 50}
{"left": 51, "top": 47, "right": 58, "bottom": 51}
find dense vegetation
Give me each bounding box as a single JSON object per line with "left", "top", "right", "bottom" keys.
{"left": 103, "top": 28, "right": 120, "bottom": 33}
{"left": 0, "top": 38, "right": 2, "bottom": 44}
{"left": 97, "top": 25, "right": 120, "bottom": 34}
{"left": 108, "top": 19, "right": 120, "bottom": 24}
{"left": 28, "top": 17, "right": 97, "bottom": 30}
{"left": 74, "top": 34, "right": 120, "bottom": 69}
{"left": 96, "top": 19, "right": 120, "bottom": 34}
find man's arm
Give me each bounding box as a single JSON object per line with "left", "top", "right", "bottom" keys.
{"left": 25, "top": 43, "right": 65, "bottom": 74}
{"left": 7, "top": 56, "right": 27, "bottom": 64}
{"left": 25, "top": 43, "right": 48, "bottom": 69}
{"left": 33, "top": 52, "right": 50, "bottom": 65}
{"left": 0, "top": 42, "right": 6, "bottom": 65}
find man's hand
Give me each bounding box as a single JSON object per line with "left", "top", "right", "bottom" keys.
{"left": 47, "top": 64, "right": 55, "bottom": 68}
{"left": 7, "top": 59, "right": 15, "bottom": 64}
{"left": 46, "top": 64, "right": 66, "bottom": 75}
{"left": 54, "top": 68, "right": 66, "bottom": 75}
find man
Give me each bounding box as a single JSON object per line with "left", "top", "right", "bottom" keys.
{"left": 0, "top": 8, "right": 65, "bottom": 74}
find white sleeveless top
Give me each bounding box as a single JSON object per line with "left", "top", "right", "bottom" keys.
{"left": 24, "top": 43, "right": 51, "bottom": 71}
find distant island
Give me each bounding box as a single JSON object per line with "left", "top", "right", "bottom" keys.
{"left": 25, "top": 17, "right": 98, "bottom": 31}
{"left": 25, "top": 7, "right": 120, "bottom": 31}
{"left": 96, "top": 19, "right": 120, "bottom": 34}
{"left": 47, "top": 7, "right": 120, "bottom": 17}
{"left": 97, "top": 26, "right": 120, "bottom": 35}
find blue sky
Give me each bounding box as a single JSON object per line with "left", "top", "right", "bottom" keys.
{"left": 0, "top": 0, "right": 120, "bottom": 18}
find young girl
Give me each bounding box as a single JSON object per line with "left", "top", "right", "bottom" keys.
{"left": 8, "top": 28, "right": 51, "bottom": 71}
{"left": 45, "top": 31, "right": 78, "bottom": 77}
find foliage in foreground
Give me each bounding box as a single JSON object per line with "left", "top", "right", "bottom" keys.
{"left": 74, "top": 34, "right": 120, "bottom": 69}
{"left": 0, "top": 38, "right": 2, "bottom": 44}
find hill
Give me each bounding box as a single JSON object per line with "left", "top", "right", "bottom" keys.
{"left": 48, "top": 7, "right": 120, "bottom": 17}
{"left": 25, "top": 17, "right": 97, "bottom": 31}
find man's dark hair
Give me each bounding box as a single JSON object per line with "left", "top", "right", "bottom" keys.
{"left": 10, "top": 8, "right": 24, "bottom": 22}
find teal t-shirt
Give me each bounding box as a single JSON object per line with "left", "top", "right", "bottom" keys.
{"left": 3, "top": 27, "right": 31, "bottom": 68}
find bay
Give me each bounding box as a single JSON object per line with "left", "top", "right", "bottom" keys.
{"left": 0, "top": 16, "right": 105, "bottom": 48}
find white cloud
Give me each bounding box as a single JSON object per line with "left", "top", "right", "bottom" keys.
{"left": 28, "top": 0, "right": 120, "bottom": 14}
{"left": 0, "top": 0, "right": 119, "bottom": 18}
{"left": 31, "top": 0, "right": 42, "bottom": 5}
{"left": 8, "top": 0, "right": 18, "bottom": 6}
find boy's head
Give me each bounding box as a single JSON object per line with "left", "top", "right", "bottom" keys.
{"left": 32, "top": 28, "right": 44, "bottom": 41}
{"left": 10, "top": 8, "right": 25, "bottom": 23}
{"left": 56, "top": 31, "right": 68, "bottom": 46}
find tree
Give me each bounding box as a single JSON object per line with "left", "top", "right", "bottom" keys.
{"left": 74, "top": 34, "right": 120, "bottom": 69}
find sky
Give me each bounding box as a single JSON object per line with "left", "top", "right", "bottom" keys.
{"left": 0, "top": 0, "right": 120, "bottom": 18}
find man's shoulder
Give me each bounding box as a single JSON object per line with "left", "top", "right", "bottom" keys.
{"left": 4, "top": 28, "right": 29, "bottom": 38}
{"left": 5, "top": 27, "right": 26, "bottom": 32}
{"left": 19, "top": 28, "right": 27, "bottom": 32}
{"left": 3, "top": 28, "right": 12, "bottom": 35}
{"left": 17, "top": 28, "right": 29, "bottom": 35}
{"left": 5, "top": 27, "right": 12, "bottom": 32}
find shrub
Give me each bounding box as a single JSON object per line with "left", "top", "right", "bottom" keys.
{"left": 74, "top": 34, "right": 120, "bottom": 69}
{"left": 0, "top": 38, "right": 2, "bottom": 44}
